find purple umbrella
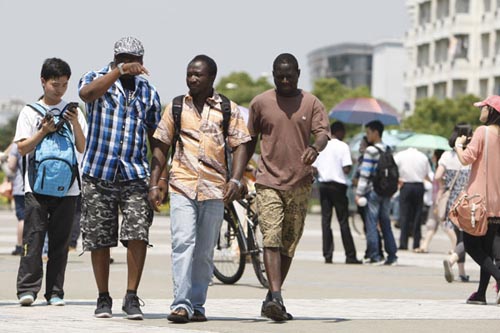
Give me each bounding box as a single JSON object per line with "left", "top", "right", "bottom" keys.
{"left": 329, "top": 97, "right": 401, "bottom": 125}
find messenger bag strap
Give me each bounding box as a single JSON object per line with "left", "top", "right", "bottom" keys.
{"left": 484, "top": 126, "right": 488, "bottom": 210}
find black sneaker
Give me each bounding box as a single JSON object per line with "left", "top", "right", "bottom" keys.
{"left": 262, "top": 298, "right": 288, "bottom": 322}
{"left": 122, "top": 294, "right": 144, "bottom": 320}
{"left": 11, "top": 245, "right": 22, "bottom": 256}
{"left": 95, "top": 295, "right": 113, "bottom": 318}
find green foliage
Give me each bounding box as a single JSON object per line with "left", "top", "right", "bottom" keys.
{"left": 403, "top": 94, "right": 481, "bottom": 137}
{"left": 312, "top": 78, "right": 371, "bottom": 112}
{"left": 215, "top": 72, "right": 273, "bottom": 106}
{"left": 0, "top": 116, "right": 18, "bottom": 150}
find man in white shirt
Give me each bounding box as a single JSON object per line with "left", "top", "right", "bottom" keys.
{"left": 313, "top": 122, "right": 360, "bottom": 264}
{"left": 394, "top": 147, "right": 431, "bottom": 250}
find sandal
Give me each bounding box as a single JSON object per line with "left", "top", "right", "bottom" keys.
{"left": 413, "top": 248, "right": 428, "bottom": 253}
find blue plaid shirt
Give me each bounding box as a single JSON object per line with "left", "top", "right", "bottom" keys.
{"left": 78, "top": 64, "right": 161, "bottom": 181}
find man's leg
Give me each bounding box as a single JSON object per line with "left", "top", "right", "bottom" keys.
{"left": 379, "top": 196, "right": 398, "bottom": 263}
{"left": 319, "top": 183, "right": 334, "bottom": 262}
{"left": 332, "top": 183, "right": 357, "bottom": 262}
{"left": 398, "top": 185, "right": 410, "bottom": 249}
{"left": 126, "top": 240, "right": 147, "bottom": 291}
{"left": 411, "top": 184, "right": 425, "bottom": 249}
{"left": 365, "top": 192, "right": 382, "bottom": 262}
{"left": 91, "top": 248, "right": 111, "bottom": 293}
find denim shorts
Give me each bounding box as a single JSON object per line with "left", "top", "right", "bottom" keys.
{"left": 14, "top": 195, "right": 25, "bottom": 221}
{"left": 80, "top": 176, "right": 153, "bottom": 251}
{"left": 255, "top": 183, "right": 311, "bottom": 257}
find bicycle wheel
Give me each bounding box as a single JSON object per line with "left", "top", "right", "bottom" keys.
{"left": 248, "top": 215, "right": 269, "bottom": 288}
{"left": 213, "top": 209, "right": 246, "bottom": 284}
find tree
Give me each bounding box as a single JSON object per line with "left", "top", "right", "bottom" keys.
{"left": 402, "top": 94, "right": 481, "bottom": 137}
{"left": 215, "top": 72, "right": 272, "bottom": 106}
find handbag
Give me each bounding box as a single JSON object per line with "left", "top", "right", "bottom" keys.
{"left": 448, "top": 127, "right": 489, "bottom": 236}
{"left": 435, "top": 171, "right": 459, "bottom": 222}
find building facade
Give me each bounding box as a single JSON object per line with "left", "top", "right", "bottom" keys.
{"left": 308, "top": 42, "right": 406, "bottom": 112}
{"left": 405, "top": 0, "right": 500, "bottom": 112}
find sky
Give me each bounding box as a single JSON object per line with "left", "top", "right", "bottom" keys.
{"left": 0, "top": 0, "right": 409, "bottom": 104}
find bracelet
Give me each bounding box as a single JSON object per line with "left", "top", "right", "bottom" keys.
{"left": 455, "top": 143, "right": 464, "bottom": 149}
{"left": 309, "top": 144, "right": 319, "bottom": 155}
{"left": 149, "top": 185, "right": 160, "bottom": 192}
{"left": 229, "top": 178, "right": 242, "bottom": 188}
{"left": 159, "top": 177, "right": 168, "bottom": 182}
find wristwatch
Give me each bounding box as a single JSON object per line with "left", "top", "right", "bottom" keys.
{"left": 117, "top": 63, "right": 125, "bottom": 75}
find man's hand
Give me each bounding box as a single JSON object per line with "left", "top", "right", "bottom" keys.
{"left": 301, "top": 146, "right": 319, "bottom": 165}
{"left": 223, "top": 181, "right": 243, "bottom": 204}
{"left": 148, "top": 187, "right": 165, "bottom": 213}
{"left": 121, "top": 62, "right": 150, "bottom": 76}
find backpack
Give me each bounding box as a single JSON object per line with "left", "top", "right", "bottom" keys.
{"left": 372, "top": 145, "right": 399, "bottom": 197}
{"left": 25, "top": 103, "right": 79, "bottom": 197}
{"left": 170, "top": 94, "right": 232, "bottom": 178}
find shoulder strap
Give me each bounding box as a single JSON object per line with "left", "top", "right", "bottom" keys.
{"left": 218, "top": 93, "right": 231, "bottom": 139}
{"left": 27, "top": 103, "right": 47, "bottom": 116}
{"left": 484, "top": 126, "right": 489, "bottom": 205}
{"left": 171, "top": 95, "right": 185, "bottom": 159}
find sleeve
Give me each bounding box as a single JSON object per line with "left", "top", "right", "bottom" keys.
{"left": 356, "top": 147, "right": 378, "bottom": 195}
{"left": 341, "top": 143, "right": 352, "bottom": 167}
{"left": 461, "top": 126, "right": 485, "bottom": 166}
{"left": 227, "top": 102, "right": 251, "bottom": 149}
{"left": 145, "top": 89, "right": 162, "bottom": 130}
{"left": 78, "top": 71, "right": 98, "bottom": 115}
{"left": 13, "top": 106, "right": 37, "bottom": 143}
{"left": 310, "top": 97, "right": 331, "bottom": 140}
{"left": 247, "top": 98, "right": 260, "bottom": 137}
{"left": 153, "top": 103, "right": 175, "bottom": 146}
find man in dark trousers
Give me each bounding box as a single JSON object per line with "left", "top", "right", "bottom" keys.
{"left": 313, "top": 121, "right": 361, "bottom": 264}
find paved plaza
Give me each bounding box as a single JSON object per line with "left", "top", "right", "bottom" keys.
{"left": 0, "top": 209, "right": 499, "bottom": 332}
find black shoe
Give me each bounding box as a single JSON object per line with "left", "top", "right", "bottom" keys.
{"left": 346, "top": 258, "right": 362, "bottom": 264}
{"left": 122, "top": 294, "right": 144, "bottom": 320}
{"left": 324, "top": 257, "right": 333, "bottom": 264}
{"left": 95, "top": 295, "right": 113, "bottom": 318}
{"left": 261, "top": 300, "right": 293, "bottom": 320}
{"left": 167, "top": 307, "right": 189, "bottom": 323}
{"left": 262, "top": 298, "right": 288, "bottom": 322}
{"left": 11, "top": 245, "right": 22, "bottom": 256}
{"left": 191, "top": 309, "right": 207, "bottom": 322}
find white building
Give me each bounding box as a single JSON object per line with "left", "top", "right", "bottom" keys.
{"left": 404, "top": 0, "right": 500, "bottom": 112}
{"left": 308, "top": 41, "right": 406, "bottom": 112}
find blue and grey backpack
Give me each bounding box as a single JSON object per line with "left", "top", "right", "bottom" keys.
{"left": 25, "top": 102, "right": 79, "bottom": 197}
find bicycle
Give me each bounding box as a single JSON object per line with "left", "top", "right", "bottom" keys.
{"left": 213, "top": 192, "right": 268, "bottom": 288}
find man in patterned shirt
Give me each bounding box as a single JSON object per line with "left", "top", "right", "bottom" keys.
{"left": 148, "top": 55, "right": 251, "bottom": 323}
{"left": 78, "top": 37, "right": 162, "bottom": 320}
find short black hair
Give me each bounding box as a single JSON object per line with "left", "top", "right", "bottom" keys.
{"left": 273, "top": 53, "right": 299, "bottom": 71}
{"left": 189, "top": 54, "right": 217, "bottom": 77}
{"left": 40, "top": 58, "right": 71, "bottom": 80}
{"left": 330, "top": 121, "right": 345, "bottom": 134}
{"left": 448, "top": 123, "right": 472, "bottom": 148}
{"left": 365, "top": 120, "right": 384, "bottom": 137}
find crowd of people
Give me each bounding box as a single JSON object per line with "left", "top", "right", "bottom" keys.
{"left": 3, "top": 35, "right": 500, "bottom": 324}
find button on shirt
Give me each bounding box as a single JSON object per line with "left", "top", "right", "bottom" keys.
{"left": 313, "top": 138, "right": 352, "bottom": 184}
{"left": 394, "top": 148, "right": 430, "bottom": 183}
{"left": 153, "top": 93, "right": 251, "bottom": 201}
{"left": 78, "top": 64, "right": 161, "bottom": 181}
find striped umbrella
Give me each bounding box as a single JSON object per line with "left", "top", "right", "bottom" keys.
{"left": 329, "top": 97, "right": 401, "bottom": 125}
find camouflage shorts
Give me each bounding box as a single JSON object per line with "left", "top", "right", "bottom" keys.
{"left": 81, "top": 176, "right": 153, "bottom": 251}
{"left": 255, "top": 183, "right": 311, "bottom": 257}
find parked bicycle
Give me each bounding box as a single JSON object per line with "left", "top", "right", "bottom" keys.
{"left": 213, "top": 192, "right": 268, "bottom": 288}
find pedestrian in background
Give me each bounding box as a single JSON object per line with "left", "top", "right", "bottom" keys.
{"left": 7, "top": 143, "right": 24, "bottom": 256}
{"left": 78, "top": 37, "right": 161, "bottom": 320}
{"left": 313, "top": 121, "right": 360, "bottom": 264}
{"left": 455, "top": 96, "right": 500, "bottom": 304}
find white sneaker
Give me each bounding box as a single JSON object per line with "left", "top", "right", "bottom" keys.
{"left": 19, "top": 293, "right": 34, "bottom": 306}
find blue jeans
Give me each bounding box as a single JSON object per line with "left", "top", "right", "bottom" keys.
{"left": 169, "top": 193, "right": 224, "bottom": 317}
{"left": 365, "top": 191, "right": 397, "bottom": 261}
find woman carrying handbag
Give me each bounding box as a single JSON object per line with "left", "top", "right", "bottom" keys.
{"left": 455, "top": 95, "right": 500, "bottom": 305}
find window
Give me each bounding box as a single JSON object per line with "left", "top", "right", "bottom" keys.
{"left": 495, "top": 77, "right": 500, "bottom": 95}
{"left": 450, "top": 35, "right": 469, "bottom": 59}
{"left": 417, "top": 44, "right": 430, "bottom": 67}
{"left": 482, "top": 33, "right": 490, "bottom": 58}
{"left": 419, "top": 1, "right": 431, "bottom": 25}
{"left": 452, "top": 80, "right": 468, "bottom": 97}
{"left": 484, "top": 0, "right": 492, "bottom": 11}
{"left": 436, "top": 0, "right": 450, "bottom": 19}
{"left": 416, "top": 86, "right": 428, "bottom": 100}
{"left": 433, "top": 82, "right": 447, "bottom": 100}
{"left": 456, "top": 0, "right": 470, "bottom": 13}
{"left": 434, "top": 39, "right": 449, "bottom": 63}
{"left": 480, "top": 79, "right": 489, "bottom": 98}
{"left": 496, "top": 30, "right": 500, "bottom": 55}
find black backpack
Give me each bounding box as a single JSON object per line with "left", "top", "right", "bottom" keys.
{"left": 170, "top": 94, "right": 232, "bottom": 178}
{"left": 372, "top": 145, "right": 399, "bottom": 197}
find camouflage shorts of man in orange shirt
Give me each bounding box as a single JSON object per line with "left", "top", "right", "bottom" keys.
{"left": 255, "top": 183, "right": 312, "bottom": 258}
